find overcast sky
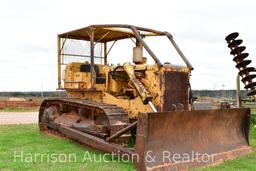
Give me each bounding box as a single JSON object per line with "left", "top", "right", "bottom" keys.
{"left": 0, "top": 0, "right": 255, "bottom": 91}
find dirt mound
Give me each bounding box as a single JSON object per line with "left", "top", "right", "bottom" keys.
{"left": 0, "top": 100, "right": 41, "bottom": 109}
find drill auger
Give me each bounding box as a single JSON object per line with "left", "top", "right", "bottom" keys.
{"left": 225, "top": 32, "right": 256, "bottom": 100}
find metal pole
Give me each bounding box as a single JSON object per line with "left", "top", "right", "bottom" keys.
{"left": 148, "top": 101, "right": 157, "bottom": 112}
{"left": 106, "top": 121, "right": 137, "bottom": 142}
{"left": 57, "top": 35, "right": 61, "bottom": 89}
{"left": 104, "top": 42, "right": 107, "bottom": 65}
{"left": 93, "top": 24, "right": 165, "bottom": 35}
{"left": 90, "top": 27, "right": 95, "bottom": 89}
{"left": 236, "top": 74, "right": 242, "bottom": 108}
{"left": 165, "top": 32, "right": 194, "bottom": 70}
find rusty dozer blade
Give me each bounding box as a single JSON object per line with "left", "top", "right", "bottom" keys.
{"left": 135, "top": 108, "right": 253, "bottom": 171}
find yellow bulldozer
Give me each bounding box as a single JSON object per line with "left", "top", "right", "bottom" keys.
{"left": 39, "top": 25, "right": 253, "bottom": 170}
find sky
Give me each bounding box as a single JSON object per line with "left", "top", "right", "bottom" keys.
{"left": 0, "top": 0, "right": 255, "bottom": 91}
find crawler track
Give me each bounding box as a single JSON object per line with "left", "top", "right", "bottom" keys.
{"left": 39, "top": 98, "right": 130, "bottom": 140}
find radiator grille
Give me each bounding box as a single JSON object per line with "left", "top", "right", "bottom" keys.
{"left": 162, "top": 71, "right": 189, "bottom": 111}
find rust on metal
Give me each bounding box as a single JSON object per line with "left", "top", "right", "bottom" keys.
{"left": 239, "top": 67, "right": 255, "bottom": 76}
{"left": 233, "top": 53, "right": 249, "bottom": 62}
{"left": 38, "top": 27, "right": 255, "bottom": 171}
{"left": 225, "top": 32, "right": 239, "bottom": 41}
{"left": 230, "top": 46, "right": 246, "bottom": 55}
{"left": 228, "top": 39, "right": 243, "bottom": 48}
{"left": 39, "top": 98, "right": 130, "bottom": 137}
{"left": 235, "top": 60, "right": 251, "bottom": 68}
{"left": 106, "top": 121, "right": 137, "bottom": 142}
{"left": 135, "top": 108, "right": 252, "bottom": 170}
{"left": 165, "top": 32, "right": 194, "bottom": 70}
{"left": 162, "top": 71, "right": 189, "bottom": 111}
{"left": 226, "top": 32, "right": 256, "bottom": 98}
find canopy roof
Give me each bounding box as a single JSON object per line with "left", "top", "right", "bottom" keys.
{"left": 58, "top": 24, "right": 165, "bottom": 42}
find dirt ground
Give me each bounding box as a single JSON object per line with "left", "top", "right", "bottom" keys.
{"left": 0, "top": 100, "right": 41, "bottom": 109}
{"left": 0, "top": 112, "right": 38, "bottom": 125}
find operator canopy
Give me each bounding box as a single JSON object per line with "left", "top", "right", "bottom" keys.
{"left": 58, "top": 24, "right": 164, "bottom": 42}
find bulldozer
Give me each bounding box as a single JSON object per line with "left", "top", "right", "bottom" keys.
{"left": 39, "top": 25, "right": 253, "bottom": 170}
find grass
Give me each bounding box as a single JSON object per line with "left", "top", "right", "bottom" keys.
{"left": 0, "top": 124, "right": 135, "bottom": 171}
{"left": 0, "top": 121, "right": 255, "bottom": 170}
{"left": 0, "top": 107, "right": 38, "bottom": 112}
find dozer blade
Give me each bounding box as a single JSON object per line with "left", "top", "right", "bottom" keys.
{"left": 135, "top": 108, "right": 253, "bottom": 171}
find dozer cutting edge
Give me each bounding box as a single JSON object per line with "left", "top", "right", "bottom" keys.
{"left": 39, "top": 25, "right": 253, "bottom": 170}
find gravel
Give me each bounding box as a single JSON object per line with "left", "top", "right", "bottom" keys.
{"left": 0, "top": 112, "right": 38, "bottom": 125}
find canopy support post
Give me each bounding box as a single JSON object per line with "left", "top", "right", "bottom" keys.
{"left": 90, "top": 27, "right": 95, "bottom": 89}
{"left": 57, "top": 35, "right": 61, "bottom": 89}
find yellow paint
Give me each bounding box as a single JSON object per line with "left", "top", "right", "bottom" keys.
{"left": 63, "top": 62, "right": 190, "bottom": 119}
